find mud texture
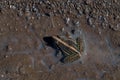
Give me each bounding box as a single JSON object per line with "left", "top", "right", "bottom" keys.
{"left": 0, "top": 0, "right": 120, "bottom": 80}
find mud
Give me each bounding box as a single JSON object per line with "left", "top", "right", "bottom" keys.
{"left": 0, "top": 0, "right": 120, "bottom": 80}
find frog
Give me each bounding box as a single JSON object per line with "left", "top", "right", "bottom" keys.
{"left": 52, "top": 35, "right": 84, "bottom": 63}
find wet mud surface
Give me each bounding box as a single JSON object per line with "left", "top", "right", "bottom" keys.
{"left": 0, "top": 0, "right": 120, "bottom": 80}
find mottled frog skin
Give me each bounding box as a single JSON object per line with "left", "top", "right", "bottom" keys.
{"left": 52, "top": 36, "right": 84, "bottom": 63}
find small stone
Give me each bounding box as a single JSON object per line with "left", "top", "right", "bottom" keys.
{"left": 24, "top": 26, "right": 27, "bottom": 29}
{"left": 87, "top": 17, "right": 93, "bottom": 26}
{"left": 15, "top": 28, "right": 18, "bottom": 31}
{"left": 75, "top": 21, "right": 80, "bottom": 27}
{"left": 113, "top": 0, "right": 117, "bottom": 3}
{"left": 5, "top": 44, "right": 13, "bottom": 52}
{"left": 116, "top": 24, "right": 120, "bottom": 31}
{"left": 61, "top": 27, "right": 64, "bottom": 32}
{"left": 36, "top": 13, "right": 41, "bottom": 19}
{"left": 10, "top": 5, "right": 16, "bottom": 10}
{"left": 86, "top": 0, "right": 93, "bottom": 4}
{"left": 19, "top": 9, "right": 23, "bottom": 16}
{"left": 32, "top": 5, "right": 38, "bottom": 12}
{"left": 49, "top": 64, "right": 55, "bottom": 70}
{"left": 98, "top": 28, "right": 102, "bottom": 35}
{"left": 1, "top": 74, "right": 4, "bottom": 77}
{"left": 92, "top": 25, "right": 95, "bottom": 28}
{"left": 5, "top": 55, "right": 8, "bottom": 58}
{"left": 66, "top": 17, "right": 70, "bottom": 24}
{"left": 110, "top": 24, "right": 120, "bottom": 31}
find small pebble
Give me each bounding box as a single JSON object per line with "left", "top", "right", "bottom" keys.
{"left": 1, "top": 74, "right": 4, "bottom": 77}
{"left": 61, "top": 27, "right": 65, "bottom": 32}
{"left": 66, "top": 17, "right": 70, "bottom": 24}
{"left": 10, "top": 5, "right": 16, "bottom": 10}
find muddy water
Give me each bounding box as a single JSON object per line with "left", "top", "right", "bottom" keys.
{"left": 0, "top": 0, "right": 120, "bottom": 80}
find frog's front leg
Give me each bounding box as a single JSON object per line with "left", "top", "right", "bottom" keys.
{"left": 76, "top": 37, "right": 84, "bottom": 53}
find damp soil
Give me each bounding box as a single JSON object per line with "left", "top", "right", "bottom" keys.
{"left": 0, "top": 0, "right": 120, "bottom": 80}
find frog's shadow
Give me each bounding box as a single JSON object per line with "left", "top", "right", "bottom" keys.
{"left": 43, "top": 36, "right": 66, "bottom": 62}
{"left": 43, "top": 37, "right": 57, "bottom": 49}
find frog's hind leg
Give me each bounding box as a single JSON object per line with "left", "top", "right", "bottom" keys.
{"left": 61, "top": 53, "right": 80, "bottom": 63}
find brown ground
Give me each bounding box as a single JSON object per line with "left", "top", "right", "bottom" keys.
{"left": 0, "top": 0, "right": 120, "bottom": 80}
